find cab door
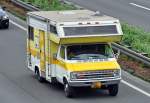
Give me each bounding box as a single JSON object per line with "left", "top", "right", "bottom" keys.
{"left": 39, "top": 30, "right": 46, "bottom": 72}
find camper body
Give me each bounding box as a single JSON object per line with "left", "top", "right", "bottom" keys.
{"left": 27, "top": 10, "right": 123, "bottom": 97}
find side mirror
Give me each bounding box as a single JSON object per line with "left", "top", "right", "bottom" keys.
{"left": 114, "top": 50, "right": 120, "bottom": 59}
{"left": 53, "top": 53, "right": 57, "bottom": 60}
{"left": 2, "top": 6, "right": 6, "bottom": 10}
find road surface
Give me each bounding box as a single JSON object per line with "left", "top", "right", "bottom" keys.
{"left": 0, "top": 10, "right": 149, "bottom": 103}
{"left": 67, "top": 0, "right": 150, "bottom": 31}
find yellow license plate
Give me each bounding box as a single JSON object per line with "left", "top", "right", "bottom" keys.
{"left": 91, "top": 82, "right": 102, "bottom": 88}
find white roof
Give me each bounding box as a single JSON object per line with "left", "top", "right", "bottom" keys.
{"left": 28, "top": 10, "right": 118, "bottom": 23}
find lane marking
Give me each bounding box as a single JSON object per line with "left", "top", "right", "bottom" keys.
{"left": 10, "top": 19, "right": 150, "bottom": 98}
{"left": 121, "top": 80, "right": 150, "bottom": 97}
{"left": 130, "top": 3, "right": 150, "bottom": 11}
{"left": 10, "top": 20, "right": 27, "bottom": 31}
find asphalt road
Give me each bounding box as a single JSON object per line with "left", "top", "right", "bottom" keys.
{"left": 0, "top": 11, "right": 150, "bottom": 103}
{"left": 67, "top": 0, "right": 150, "bottom": 31}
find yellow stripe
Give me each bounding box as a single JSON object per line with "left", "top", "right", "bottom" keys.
{"left": 49, "top": 33, "right": 122, "bottom": 44}
{"left": 56, "top": 59, "right": 120, "bottom": 72}
{"left": 28, "top": 48, "right": 39, "bottom": 57}
{"left": 60, "top": 36, "right": 122, "bottom": 44}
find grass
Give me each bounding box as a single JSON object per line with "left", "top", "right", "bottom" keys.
{"left": 21, "top": 0, "right": 75, "bottom": 10}
{"left": 122, "top": 23, "right": 150, "bottom": 56}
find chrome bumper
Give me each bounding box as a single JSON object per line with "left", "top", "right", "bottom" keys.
{"left": 68, "top": 78, "right": 121, "bottom": 87}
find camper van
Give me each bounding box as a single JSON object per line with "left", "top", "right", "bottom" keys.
{"left": 27, "top": 10, "right": 123, "bottom": 97}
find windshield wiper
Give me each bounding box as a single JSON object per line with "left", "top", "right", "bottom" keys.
{"left": 70, "top": 57, "right": 82, "bottom": 60}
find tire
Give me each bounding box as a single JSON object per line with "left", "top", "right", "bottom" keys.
{"left": 64, "top": 82, "right": 74, "bottom": 98}
{"left": 36, "top": 69, "right": 45, "bottom": 83}
{"left": 108, "top": 84, "right": 119, "bottom": 96}
{"left": 4, "top": 22, "right": 9, "bottom": 29}
{"left": 51, "top": 77, "right": 58, "bottom": 85}
{"left": 4, "top": 24, "right": 9, "bottom": 29}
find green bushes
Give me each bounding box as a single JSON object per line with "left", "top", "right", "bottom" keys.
{"left": 21, "top": 0, "right": 75, "bottom": 10}
{"left": 122, "top": 23, "right": 150, "bottom": 56}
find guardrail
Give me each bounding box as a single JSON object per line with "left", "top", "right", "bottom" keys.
{"left": 10, "top": 0, "right": 40, "bottom": 11}
{"left": 112, "top": 43, "right": 150, "bottom": 66}
{"left": 11, "top": 0, "right": 150, "bottom": 66}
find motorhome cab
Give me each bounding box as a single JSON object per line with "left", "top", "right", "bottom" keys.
{"left": 27, "top": 10, "right": 123, "bottom": 98}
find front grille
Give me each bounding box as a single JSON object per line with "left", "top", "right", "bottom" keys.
{"left": 76, "top": 70, "right": 118, "bottom": 80}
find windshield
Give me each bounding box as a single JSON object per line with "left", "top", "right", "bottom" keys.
{"left": 67, "top": 44, "right": 114, "bottom": 60}
{"left": 63, "top": 25, "right": 118, "bottom": 36}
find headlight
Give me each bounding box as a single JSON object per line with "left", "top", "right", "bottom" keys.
{"left": 113, "top": 69, "right": 121, "bottom": 77}
{"left": 70, "top": 72, "right": 85, "bottom": 80}
{"left": 3, "top": 15, "right": 8, "bottom": 19}
{"left": 70, "top": 72, "right": 78, "bottom": 79}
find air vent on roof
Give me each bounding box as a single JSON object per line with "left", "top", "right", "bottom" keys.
{"left": 93, "top": 11, "right": 103, "bottom": 16}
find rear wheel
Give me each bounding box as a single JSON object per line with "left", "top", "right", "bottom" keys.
{"left": 108, "top": 84, "right": 119, "bottom": 96}
{"left": 64, "top": 82, "right": 74, "bottom": 98}
{"left": 35, "top": 68, "right": 45, "bottom": 83}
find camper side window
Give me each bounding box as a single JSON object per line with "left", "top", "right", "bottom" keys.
{"left": 28, "top": 26, "right": 34, "bottom": 40}
{"left": 59, "top": 46, "right": 65, "bottom": 59}
{"left": 50, "top": 25, "right": 57, "bottom": 35}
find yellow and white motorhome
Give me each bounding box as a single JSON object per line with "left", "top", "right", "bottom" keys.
{"left": 27, "top": 10, "right": 123, "bottom": 97}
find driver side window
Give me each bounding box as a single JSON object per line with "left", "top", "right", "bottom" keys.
{"left": 59, "top": 46, "right": 65, "bottom": 59}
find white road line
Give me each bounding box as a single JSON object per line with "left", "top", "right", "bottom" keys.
{"left": 10, "top": 19, "right": 150, "bottom": 98}
{"left": 10, "top": 20, "right": 27, "bottom": 31}
{"left": 130, "top": 3, "right": 150, "bottom": 11}
{"left": 121, "top": 80, "right": 150, "bottom": 97}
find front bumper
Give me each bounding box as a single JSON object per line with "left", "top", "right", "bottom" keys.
{"left": 0, "top": 19, "right": 9, "bottom": 27}
{"left": 68, "top": 78, "right": 121, "bottom": 87}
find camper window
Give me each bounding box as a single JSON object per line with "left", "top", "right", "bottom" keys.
{"left": 28, "top": 26, "right": 34, "bottom": 40}
{"left": 50, "top": 25, "right": 57, "bottom": 35}
{"left": 63, "top": 25, "right": 118, "bottom": 36}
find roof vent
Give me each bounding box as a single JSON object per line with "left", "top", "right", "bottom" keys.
{"left": 94, "top": 11, "right": 103, "bottom": 16}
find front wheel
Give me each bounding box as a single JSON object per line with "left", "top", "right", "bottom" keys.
{"left": 108, "top": 84, "right": 119, "bottom": 96}
{"left": 64, "top": 83, "right": 74, "bottom": 98}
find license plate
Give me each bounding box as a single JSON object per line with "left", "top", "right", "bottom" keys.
{"left": 91, "top": 82, "right": 102, "bottom": 88}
